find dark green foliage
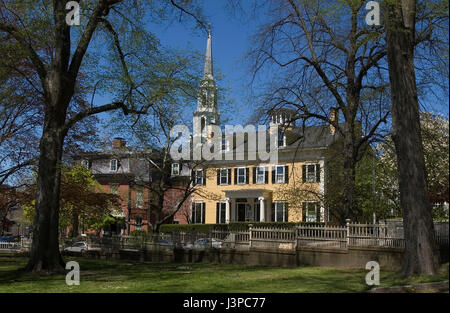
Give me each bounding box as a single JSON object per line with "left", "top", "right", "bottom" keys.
{"left": 159, "top": 222, "right": 325, "bottom": 233}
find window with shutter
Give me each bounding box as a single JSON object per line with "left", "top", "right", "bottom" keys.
{"left": 275, "top": 165, "right": 285, "bottom": 183}
{"left": 219, "top": 168, "right": 229, "bottom": 185}
{"left": 110, "top": 159, "right": 118, "bottom": 171}
{"left": 201, "top": 203, "right": 205, "bottom": 224}
{"left": 315, "top": 164, "right": 321, "bottom": 182}
{"left": 256, "top": 166, "right": 266, "bottom": 184}
{"left": 216, "top": 202, "right": 226, "bottom": 224}
{"left": 273, "top": 201, "right": 287, "bottom": 222}
{"left": 192, "top": 202, "right": 205, "bottom": 224}
{"left": 303, "top": 202, "right": 319, "bottom": 222}
{"left": 304, "top": 163, "right": 320, "bottom": 183}
{"left": 237, "top": 167, "right": 246, "bottom": 184}
{"left": 195, "top": 169, "right": 204, "bottom": 185}
{"left": 216, "top": 203, "right": 219, "bottom": 224}
{"left": 271, "top": 203, "right": 275, "bottom": 222}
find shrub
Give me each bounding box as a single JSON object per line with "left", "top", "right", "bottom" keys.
{"left": 159, "top": 224, "right": 215, "bottom": 234}
{"left": 129, "top": 229, "right": 151, "bottom": 237}
{"left": 159, "top": 221, "right": 325, "bottom": 233}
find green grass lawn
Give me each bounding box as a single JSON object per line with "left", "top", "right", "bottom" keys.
{"left": 0, "top": 255, "right": 447, "bottom": 293}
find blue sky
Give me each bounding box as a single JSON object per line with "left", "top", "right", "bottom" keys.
{"left": 145, "top": 0, "right": 448, "bottom": 120}
{"left": 95, "top": 0, "right": 448, "bottom": 143}
{"left": 149, "top": 1, "right": 261, "bottom": 125}
{"left": 95, "top": 0, "right": 261, "bottom": 132}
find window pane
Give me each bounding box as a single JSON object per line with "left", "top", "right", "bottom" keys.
{"left": 111, "top": 185, "right": 118, "bottom": 194}
{"left": 257, "top": 167, "right": 265, "bottom": 184}
{"left": 196, "top": 170, "right": 203, "bottom": 185}
{"left": 194, "top": 203, "right": 203, "bottom": 224}
{"left": 220, "top": 169, "right": 228, "bottom": 184}
{"left": 136, "top": 188, "right": 143, "bottom": 207}
{"left": 238, "top": 168, "right": 245, "bottom": 184}
{"left": 275, "top": 202, "right": 284, "bottom": 222}
{"left": 278, "top": 131, "right": 284, "bottom": 146}
{"left": 307, "top": 165, "right": 315, "bottom": 182}
{"left": 276, "top": 166, "right": 284, "bottom": 183}
{"left": 306, "top": 203, "right": 317, "bottom": 222}
{"left": 172, "top": 163, "right": 179, "bottom": 175}
{"left": 220, "top": 203, "right": 226, "bottom": 223}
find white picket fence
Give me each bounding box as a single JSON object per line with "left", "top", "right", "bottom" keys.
{"left": 1, "top": 221, "right": 447, "bottom": 253}
{"left": 0, "top": 238, "right": 31, "bottom": 251}
{"left": 297, "top": 224, "right": 347, "bottom": 249}
{"left": 0, "top": 242, "right": 21, "bottom": 250}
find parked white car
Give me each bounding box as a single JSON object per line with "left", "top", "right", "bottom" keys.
{"left": 184, "top": 238, "right": 223, "bottom": 250}
{"left": 63, "top": 241, "right": 89, "bottom": 254}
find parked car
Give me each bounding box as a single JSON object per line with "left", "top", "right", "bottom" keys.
{"left": 63, "top": 241, "right": 89, "bottom": 254}
{"left": 157, "top": 239, "right": 182, "bottom": 249}
{"left": 0, "top": 235, "right": 21, "bottom": 242}
{"left": 184, "top": 238, "right": 223, "bottom": 250}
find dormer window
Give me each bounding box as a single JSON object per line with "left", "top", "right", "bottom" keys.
{"left": 278, "top": 130, "right": 286, "bottom": 147}
{"left": 270, "top": 110, "right": 295, "bottom": 127}
{"left": 171, "top": 163, "right": 180, "bottom": 176}
{"left": 81, "top": 159, "right": 90, "bottom": 169}
{"left": 110, "top": 159, "right": 118, "bottom": 171}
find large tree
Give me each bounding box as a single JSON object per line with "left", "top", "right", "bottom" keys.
{"left": 383, "top": 0, "right": 445, "bottom": 276}
{"left": 246, "top": 0, "right": 391, "bottom": 223}
{"left": 0, "top": 0, "right": 205, "bottom": 273}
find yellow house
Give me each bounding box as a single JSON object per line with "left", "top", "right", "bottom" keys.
{"left": 187, "top": 116, "right": 335, "bottom": 224}
{"left": 171, "top": 30, "right": 339, "bottom": 225}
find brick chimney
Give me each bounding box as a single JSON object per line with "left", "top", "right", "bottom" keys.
{"left": 112, "top": 137, "right": 126, "bottom": 149}
{"left": 330, "top": 108, "right": 339, "bottom": 134}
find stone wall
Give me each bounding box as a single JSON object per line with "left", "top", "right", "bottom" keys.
{"left": 85, "top": 244, "right": 446, "bottom": 271}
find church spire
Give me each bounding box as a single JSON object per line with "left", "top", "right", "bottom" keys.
{"left": 203, "top": 26, "right": 213, "bottom": 80}
{"left": 193, "top": 26, "right": 220, "bottom": 133}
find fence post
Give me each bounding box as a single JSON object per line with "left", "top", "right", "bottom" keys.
{"left": 346, "top": 219, "right": 350, "bottom": 247}
{"left": 249, "top": 224, "right": 253, "bottom": 249}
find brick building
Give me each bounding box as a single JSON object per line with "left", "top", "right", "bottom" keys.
{"left": 73, "top": 138, "right": 192, "bottom": 235}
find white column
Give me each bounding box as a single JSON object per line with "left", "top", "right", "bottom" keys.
{"left": 258, "top": 197, "right": 265, "bottom": 222}
{"left": 319, "top": 159, "right": 325, "bottom": 222}
{"left": 225, "top": 198, "right": 230, "bottom": 224}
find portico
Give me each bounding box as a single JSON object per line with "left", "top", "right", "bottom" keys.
{"left": 222, "top": 189, "right": 272, "bottom": 223}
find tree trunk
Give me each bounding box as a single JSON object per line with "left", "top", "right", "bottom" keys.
{"left": 71, "top": 212, "right": 79, "bottom": 238}
{"left": 25, "top": 68, "right": 71, "bottom": 273}
{"left": 25, "top": 124, "right": 66, "bottom": 273}
{"left": 384, "top": 0, "right": 439, "bottom": 276}
{"left": 342, "top": 135, "right": 357, "bottom": 224}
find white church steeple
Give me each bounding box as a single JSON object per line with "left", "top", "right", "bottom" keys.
{"left": 194, "top": 26, "right": 220, "bottom": 140}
